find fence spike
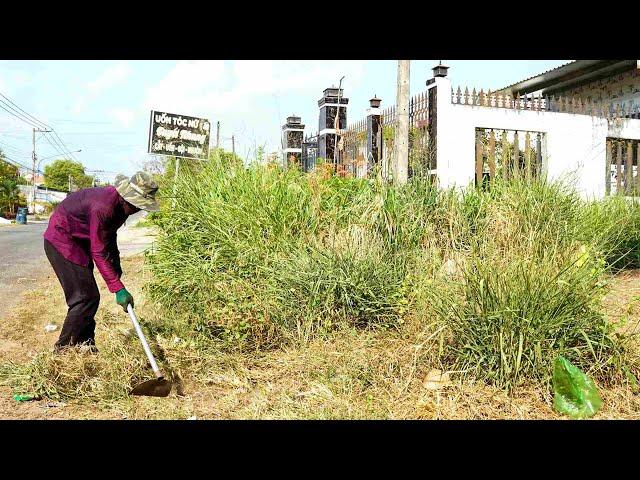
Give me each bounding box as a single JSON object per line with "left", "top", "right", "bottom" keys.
{"left": 516, "top": 93, "right": 522, "bottom": 110}
{"left": 464, "top": 87, "right": 469, "bottom": 105}
{"left": 513, "top": 131, "right": 520, "bottom": 179}
{"left": 475, "top": 129, "right": 483, "bottom": 186}
{"left": 501, "top": 130, "right": 510, "bottom": 180}
{"left": 456, "top": 86, "right": 462, "bottom": 104}
{"left": 525, "top": 131, "right": 532, "bottom": 180}
{"left": 488, "top": 129, "right": 496, "bottom": 179}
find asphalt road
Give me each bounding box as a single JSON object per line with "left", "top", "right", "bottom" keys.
{"left": 0, "top": 211, "right": 151, "bottom": 321}
{"left": 0, "top": 222, "right": 49, "bottom": 320}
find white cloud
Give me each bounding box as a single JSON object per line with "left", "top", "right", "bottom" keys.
{"left": 141, "top": 60, "right": 367, "bottom": 155}
{"left": 143, "top": 61, "right": 227, "bottom": 115}
{"left": 88, "top": 63, "right": 131, "bottom": 93}
{"left": 143, "top": 60, "right": 366, "bottom": 117}
{"left": 74, "top": 62, "right": 132, "bottom": 113}
{"left": 110, "top": 107, "right": 135, "bottom": 128}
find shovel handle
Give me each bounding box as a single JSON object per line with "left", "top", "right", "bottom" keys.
{"left": 127, "top": 304, "right": 163, "bottom": 379}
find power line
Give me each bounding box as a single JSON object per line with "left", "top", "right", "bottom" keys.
{"left": 0, "top": 140, "right": 31, "bottom": 156}
{"left": 46, "top": 131, "right": 80, "bottom": 163}
{"left": 48, "top": 118, "right": 113, "bottom": 125}
{"left": 42, "top": 133, "right": 70, "bottom": 160}
{"left": 0, "top": 91, "right": 81, "bottom": 162}
{"left": 0, "top": 101, "right": 42, "bottom": 130}
{"left": 53, "top": 131, "right": 140, "bottom": 135}
{"left": 1, "top": 154, "right": 39, "bottom": 173}
{"left": 0, "top": 93, "right": 50, "bottom": 129}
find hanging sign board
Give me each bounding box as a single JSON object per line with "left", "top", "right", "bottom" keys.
{"left": 148, "top": 110, "right": 211, "bottom": 159}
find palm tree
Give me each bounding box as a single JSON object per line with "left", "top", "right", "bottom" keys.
{"left": 0, "top": 177, "right": 20, "bottom": 217}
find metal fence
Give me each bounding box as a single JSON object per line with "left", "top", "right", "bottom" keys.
{"left": 474, "top": 128, "right": 545, "bottom": 187}
{"left": 301, "top": 134, "right": 319, "bottom": 172}
{"left": 337, "top": 89, "right": 433, "bottom": 179}
{"left": 607, "top": 138, "right": 640, "bottom": 196}
{"left": 452, "top": 87, "right": 640, "bottom": 119}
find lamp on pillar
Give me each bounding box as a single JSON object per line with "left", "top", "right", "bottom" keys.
{"left": 432, "top": 61, "right": 449, "bottom": 78}
{"left": 282, "top": 115, "right": 305, "bottom": 168}
{"left": 366, "top": 95, "right": 383, "bottom": 177}
{"left": 317, "top": 87, "right": 349, "bottom": 164}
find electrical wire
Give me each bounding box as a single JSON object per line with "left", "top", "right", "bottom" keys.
{"left": 0, "top": 92, "right": 81, "bottom": 162}
{"left": 0, "top": 102, "right": 42, "bottom": 130}
{"left": 1, "top": 154, "right": 39, "bottom": 173}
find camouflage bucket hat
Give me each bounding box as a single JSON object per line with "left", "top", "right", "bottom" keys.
{"left": 116, "top": 171, "right": 160, "bottom": 212}
{"left": 114, "top": 173, "right": 128, "bottom": 188}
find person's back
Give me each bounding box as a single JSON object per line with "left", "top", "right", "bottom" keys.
{"left": 42, "top": 173, "right": 159, "bottom": 352}
{"left": 45, "top": 186, "right": 126, "bottom": 268}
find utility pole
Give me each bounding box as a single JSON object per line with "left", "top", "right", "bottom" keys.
{"left": 394, "top": 60, "right": 410, "bottom": 185}
{"left": 31, "top": 127, "right": 51, "bottom": 213}
{"left": 232, "top": 135, "right": 235, "bottom": 156}
{"left": 216, "top": 121, "right": 220, "bottom": 149}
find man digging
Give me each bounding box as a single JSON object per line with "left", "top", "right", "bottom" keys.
{"left": 43, "top": 172, "right": 160, "bottom": 353}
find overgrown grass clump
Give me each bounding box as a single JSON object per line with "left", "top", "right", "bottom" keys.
{"left": 423, "top": 181, "right": 634, "bottom": 390}
{"left": 146, "top": 157, "right": 422, "bottom": 348}
{"left": 146, "top": 155, "right": 640, "bottom": 391}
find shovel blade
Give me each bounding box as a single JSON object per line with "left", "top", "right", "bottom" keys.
{"left": 130, "top": 378, "right": 172, "bottom": 398}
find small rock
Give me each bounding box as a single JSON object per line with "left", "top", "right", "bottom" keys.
{"left": 187, "top": 415, "right": 197, "bottom": 420}
{"left": 44, "top": 324, "right": 58, "bottom": 332}
{"left": 423, "top": 369, "right": 451, "bottom": 391}
{"left": 39, "top": 401, "right": 66, "bottom": 409}
{"left": 439, "top": 259, "right": 459, "bottom": 278}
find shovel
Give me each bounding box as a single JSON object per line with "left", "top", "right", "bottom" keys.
{"left": 127, "top": 304, "right": 172, "bottom": 397}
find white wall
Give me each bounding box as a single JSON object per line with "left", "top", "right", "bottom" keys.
{"left": 431, "top": 77, "right": 640, "bottom": 200}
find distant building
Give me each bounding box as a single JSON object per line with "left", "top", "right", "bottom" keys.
{"left": 499, "top": 60, "right": 640, "bottom": 116}
{"left": 18, "top": 185, "right": 68, "bottom": 214}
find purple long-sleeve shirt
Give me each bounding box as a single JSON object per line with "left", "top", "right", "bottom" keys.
{"left": 44, "top": 186, "right": 129, "bottom": 293}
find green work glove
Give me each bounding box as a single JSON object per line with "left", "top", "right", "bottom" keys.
{"left": 115, "top": 288, "right": 134, "bottom": 312}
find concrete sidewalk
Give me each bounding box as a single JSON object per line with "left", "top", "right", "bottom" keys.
{"left": 118, "top": 211, "right": 157, "bottom": 258}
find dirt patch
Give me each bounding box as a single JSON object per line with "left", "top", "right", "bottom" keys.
{"left": 604, "top": 269, "right": 640, "bottom": 335}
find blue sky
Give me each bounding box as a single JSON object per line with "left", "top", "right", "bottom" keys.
{"left": 0, "top": 60, "right": 570, "bottom": 182}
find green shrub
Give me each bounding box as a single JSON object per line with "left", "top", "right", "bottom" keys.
{"left": 145, "top": 153, "right": 639, "bottom": 390}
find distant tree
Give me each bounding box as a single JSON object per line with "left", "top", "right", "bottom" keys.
{"left": 43, "top": 159, "right": 93, "bottom": 191}
{"left": 0, "top": 159, "right": 19, "bottom": 179}
{"left": 0, "top": 151, "right": 23, "bottom": 216}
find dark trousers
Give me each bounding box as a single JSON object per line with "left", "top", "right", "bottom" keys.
{"left": 44, "top": 239, "right": 100, "bottom": 349}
